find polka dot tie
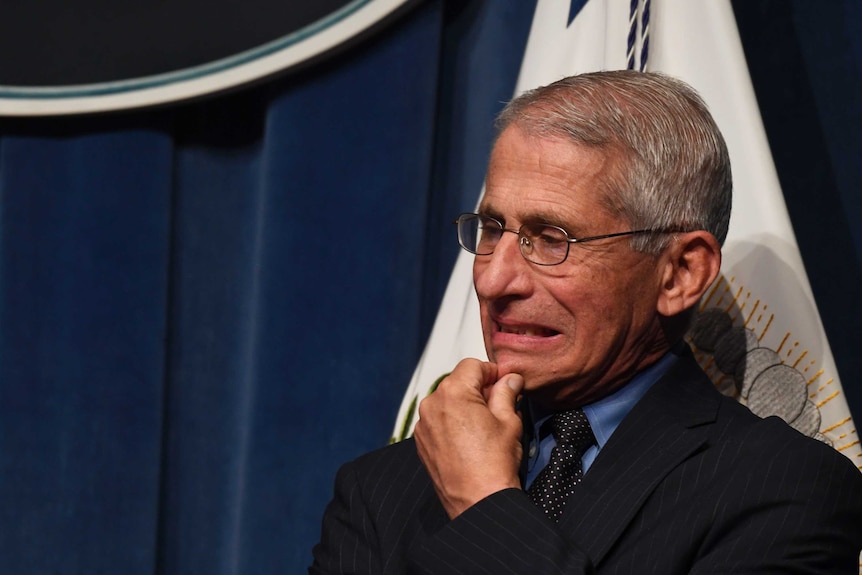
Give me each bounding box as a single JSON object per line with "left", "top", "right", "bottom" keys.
{"left": 527, "top": 408, "right": 596, "bottom": 522}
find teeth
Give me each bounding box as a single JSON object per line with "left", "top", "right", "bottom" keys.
{"left": 501, "top": 326, "right": 544, "bottom": 336}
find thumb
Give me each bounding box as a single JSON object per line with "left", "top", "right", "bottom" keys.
{"left": 487, "top": 373, "right": 524, "bottom": 418}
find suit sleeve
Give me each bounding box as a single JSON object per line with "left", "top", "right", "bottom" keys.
{"left": 310, "top": 461, "right": 382, "bottom": 575}
{"left": 408, "top": 488, "right": 594, "bottom": 575}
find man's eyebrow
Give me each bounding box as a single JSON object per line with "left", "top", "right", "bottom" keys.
{"left": 523, "top": 212, "right": 584, "bottom": 235}
{"left": 523, "top": 212, "right": 562, "bottom": 225}
{"left": 475, "top": 206, "right": 586, "bottom": 234}
{"left": 476, "top": 205, "right": 504, "bottom": 221}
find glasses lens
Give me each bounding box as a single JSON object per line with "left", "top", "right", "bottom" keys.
{"left": 520, "top": 223, "right": 570, "bottom": 265}
{"left": 458, "top": 215, "right": 501, "bottom": 255}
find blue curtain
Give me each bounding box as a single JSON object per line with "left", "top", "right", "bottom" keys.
{"left": 0, "top": 1, "right": 860, "bottom": 573}
{"left": 0, "top": 1, "right": 535, "bottom": 573}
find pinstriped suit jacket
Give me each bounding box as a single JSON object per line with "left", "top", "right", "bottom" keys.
{"left": 310, "top": 350, "right": 862, "bottom": 574}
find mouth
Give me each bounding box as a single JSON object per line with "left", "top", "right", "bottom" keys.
{"left": 496, "top": 322, "right": 558, "bottom": 337}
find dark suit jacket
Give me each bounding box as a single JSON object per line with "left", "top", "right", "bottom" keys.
{"left": 310, "top": 351, "right": 862, "bottom": 574}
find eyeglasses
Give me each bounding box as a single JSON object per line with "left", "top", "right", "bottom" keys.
{"left": 455, "top": 213, "right": 676, "bottom": 266}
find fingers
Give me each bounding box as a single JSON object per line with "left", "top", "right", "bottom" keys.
{"left": 432, "top": 358, "right": 522, "bottom": 418}
{"left": 487, "top": 373, "right": 524, "bottom": 419}
{"left": 449, "top": 358, "right": 499, "bottom": 393}
{"left": 414, "top": 360, "right": 525, "bottom": 518}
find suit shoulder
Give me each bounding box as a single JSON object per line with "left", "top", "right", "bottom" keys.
{"left": 345, "top": 437, "right": 422, "bottom": 475}
{"left": 712, "top": 395, "right": 862, "bottom": 494}
{"left": 657, "top": 358, "right": 862, "bottom": 496}
{"left": 334, "top": 438, "right": 430, "bottom": 502}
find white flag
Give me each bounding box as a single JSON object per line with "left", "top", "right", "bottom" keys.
{"left": 391, "top": 0, "right": 862, "bottom": 482}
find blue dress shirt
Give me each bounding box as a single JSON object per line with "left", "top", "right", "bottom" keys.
{"left": 524, "top": 346, "right": 682, "bottom": 489}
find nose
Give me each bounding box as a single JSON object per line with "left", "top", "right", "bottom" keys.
{"left": 473, "top": 229, "right": 533, "bottom": 300}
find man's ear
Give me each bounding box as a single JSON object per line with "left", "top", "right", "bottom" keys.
{"left": 656, "top": 231, "right": 722, "bottom": 318}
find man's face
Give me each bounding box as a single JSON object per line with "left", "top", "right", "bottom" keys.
{"left": 474, "top": 125, "right": 669, "bottom": 408}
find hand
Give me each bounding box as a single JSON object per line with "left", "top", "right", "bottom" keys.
{"left": 414, "top": 358, "right": 525, "bottom": 519}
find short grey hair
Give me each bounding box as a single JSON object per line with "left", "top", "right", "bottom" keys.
{"left": 495, "top": 70, "right": 732, "bottom": 254}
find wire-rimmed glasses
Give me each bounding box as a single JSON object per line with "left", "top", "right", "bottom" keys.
{"left": 455, "top": 213, "right": 675, "bottom": 266}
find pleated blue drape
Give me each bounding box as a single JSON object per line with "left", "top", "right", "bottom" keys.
{"left": 0, "top": 1, "right": 536, "bottom": 573}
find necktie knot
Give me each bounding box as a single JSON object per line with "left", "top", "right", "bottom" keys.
{"left": 550, "top": 408, "right": 595, "bottom": 455}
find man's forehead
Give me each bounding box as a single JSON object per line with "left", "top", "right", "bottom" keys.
{"left": 480, "top": 143, "right": 619, "bottom": 229}
{"left": 487, "top": 127, "right": 617, "bottom": 180}
{"left": 477, "top": 194, "right": 617, "bottom": 236}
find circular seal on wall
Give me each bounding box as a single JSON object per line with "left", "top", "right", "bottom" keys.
{"left": 0, "top": 0, "right": 417, "bottom": 116}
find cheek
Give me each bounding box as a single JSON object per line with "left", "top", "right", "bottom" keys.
{"left": 543, "top": 271, "right": 608, "bottom": 315}
{"left": 477, "top": 302, "right": 497, "bottom": 356}
{"left": 546, "top": 272, "right": 644, "bottom": 336}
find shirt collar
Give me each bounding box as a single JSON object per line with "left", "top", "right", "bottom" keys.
{"left": 527, "top": 343, "right": 684, "bottom": 449}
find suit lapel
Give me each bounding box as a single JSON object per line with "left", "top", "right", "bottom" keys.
{"left": 559, "top": 351, "right": 721, "bottom": 566}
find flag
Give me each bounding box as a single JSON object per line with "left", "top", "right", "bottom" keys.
{"left": 391, "top": 0, "right": 862, "bottom": 484}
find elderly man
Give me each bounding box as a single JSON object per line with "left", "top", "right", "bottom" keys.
{"left": 310, "top": 71, "right": 862, "bottom": 574}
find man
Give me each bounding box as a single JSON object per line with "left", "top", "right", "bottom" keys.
{"left": 310, "top": 71, "right": 862, "bottom": 574}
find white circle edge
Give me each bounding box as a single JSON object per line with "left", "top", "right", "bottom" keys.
{"left": 0, "top": 0, "right": 412, "bottom": 116}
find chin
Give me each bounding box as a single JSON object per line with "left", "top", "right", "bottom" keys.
{"left": 500, "top": 361, "right": 551, "bottom": 389}
{"left": 487, "top": 352, "right": 523, "bottom": 375}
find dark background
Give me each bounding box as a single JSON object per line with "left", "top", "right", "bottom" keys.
{"left": 0, "top": 0, "right": 353, "bottom": 84}
{"left": 0, "top": 0, "right": 859, "bottom": 573}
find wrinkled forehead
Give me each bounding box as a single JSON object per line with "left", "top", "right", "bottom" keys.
{"left": 484, "top": 126, "right": 623, "bottom": 218}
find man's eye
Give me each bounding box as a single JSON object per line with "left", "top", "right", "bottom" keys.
{"left": 479, "top": 222, "right": 502, "bottom": 235}
{"left": 532, "top": 226, "right": 567, "bottom": 246}
{"left": 538, "top": 234, "right": 565, "bottom": 246}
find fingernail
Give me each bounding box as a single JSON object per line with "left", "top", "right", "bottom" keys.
{"left": 506, "top": 374, "right": 524, "bottom": 392}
